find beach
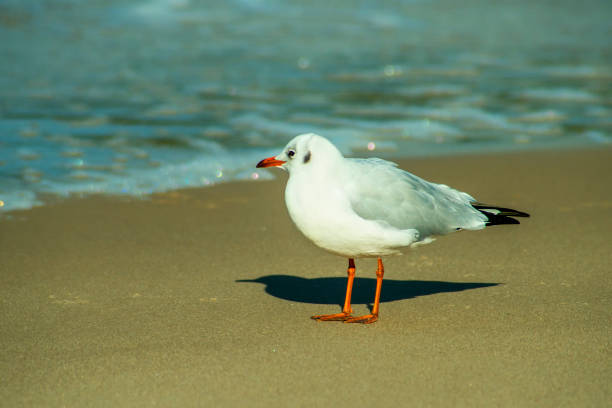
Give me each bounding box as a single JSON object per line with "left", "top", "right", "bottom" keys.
{"left": 1, "top": 147, "right": 610, "bottom": 407}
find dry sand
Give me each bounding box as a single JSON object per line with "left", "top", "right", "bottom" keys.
{"left": 1, "top": 147, "right": 611, "bottom": 407}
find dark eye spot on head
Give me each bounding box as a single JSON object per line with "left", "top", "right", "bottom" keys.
{"left": 287, "top": 149, "right": 295, "bottom": 158}
{"left": 303, "top": 150, "right": 311, "bottom": 164}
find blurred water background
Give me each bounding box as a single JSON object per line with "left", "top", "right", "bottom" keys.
{"left": 1, "top": 0, "right": 610, "bottom": 212}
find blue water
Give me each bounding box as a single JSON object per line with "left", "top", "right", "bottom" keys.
{"left": 1, "top": 0, "right": 610, "bottom": 212}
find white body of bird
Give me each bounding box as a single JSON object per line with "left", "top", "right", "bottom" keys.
{"left": 266, "top": 133, "right": 487, "bottom": 257}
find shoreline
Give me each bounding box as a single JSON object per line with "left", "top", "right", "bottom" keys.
{"left": 1, "top": 146, "right": 610, "bottom": 407}
{"left": 2, "top": 144, "right": 609, "bottom": 217}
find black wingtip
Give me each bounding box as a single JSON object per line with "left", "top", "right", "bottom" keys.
{"left": 472, "top": 203, "right": 530, "bottom": 226}
{"left": 472, "top": 203, "right": 530, "bottom": 216}
{"left": 484, "top": 213, "right": 522, "bottom": 226}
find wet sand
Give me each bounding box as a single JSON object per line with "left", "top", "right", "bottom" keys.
{"left": 1, "top": 147, "right": 610, "bottom": 407}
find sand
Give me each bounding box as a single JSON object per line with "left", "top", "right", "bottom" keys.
{"left": 1, "top": 147, "right": 610, "bottom": 407}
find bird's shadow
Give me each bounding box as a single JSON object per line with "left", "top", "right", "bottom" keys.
{"left": 237, "top": 275, "right": 499, "bottom": 306}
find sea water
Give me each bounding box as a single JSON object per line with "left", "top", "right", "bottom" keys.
{"left": 1, "top": 0, "right": 610, "bottom": 212}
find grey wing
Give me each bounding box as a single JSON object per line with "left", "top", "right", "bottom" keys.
{"left": 343, "top": 158, "right": 487, "bottom": 239}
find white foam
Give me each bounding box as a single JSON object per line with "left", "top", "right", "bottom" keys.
{"left": 0, "top": 149, "right": 275, "bottom": 214}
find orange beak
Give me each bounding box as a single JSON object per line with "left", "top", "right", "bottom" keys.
{"left": 256, "top": 156, "right": 286, "bottom": 168}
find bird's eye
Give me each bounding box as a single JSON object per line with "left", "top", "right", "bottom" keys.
{"left": 287, "top": 149, "right": 296, "bottom": 158}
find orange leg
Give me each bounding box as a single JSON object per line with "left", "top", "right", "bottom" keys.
{"left": 311, "top": 259, "right": 355, "bottom": 321}
{"left": 345, "top": 258, "right": 384, "bottom": 324}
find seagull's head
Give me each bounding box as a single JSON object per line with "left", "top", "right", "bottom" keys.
{"left": 256, "top": 133, "right": 343, "bottom": 173}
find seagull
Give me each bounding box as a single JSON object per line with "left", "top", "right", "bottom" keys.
{"left": 256, "top": 133, "right": 529, "bottom": 324}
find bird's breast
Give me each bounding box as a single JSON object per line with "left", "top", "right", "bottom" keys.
{"left": 284, "top": 173, "right": 410, "bottom": 257}
{"left": 285, "top": 175, "right": 346, "bottom": 232}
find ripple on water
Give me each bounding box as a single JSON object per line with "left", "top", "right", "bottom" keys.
{"left": 517, "top": 88, "right": 599, "bottom": 103}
